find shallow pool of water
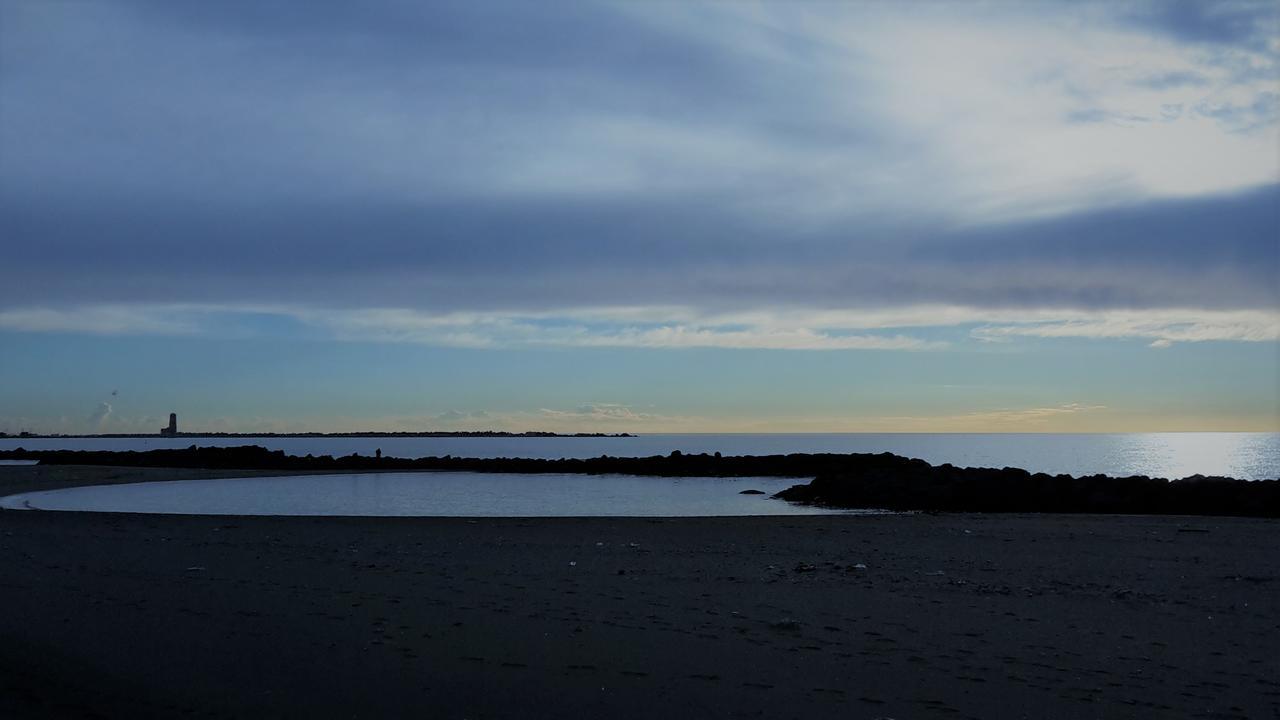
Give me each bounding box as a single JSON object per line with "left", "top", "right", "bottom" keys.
{"left": 0, "top": 472, "right": 853, "bottom": 517}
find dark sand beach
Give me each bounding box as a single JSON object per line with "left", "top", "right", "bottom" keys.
{"left": 2, "top": 465, "right": 1277, "bottom": 719}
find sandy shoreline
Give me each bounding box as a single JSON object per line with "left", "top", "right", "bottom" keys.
{"left": 2, "top": 466, "right": 1278, "bottom": 719}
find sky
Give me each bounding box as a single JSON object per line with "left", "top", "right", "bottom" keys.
{"left": 1, "top": 0, "right": 1277, "bottom": 434}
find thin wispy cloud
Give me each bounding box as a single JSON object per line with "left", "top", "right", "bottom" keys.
{"left": 874, "top": 403, "right": 1110, "bottom": 432}
{"left": 972, "top": 309, "right": 1280, "bottom": 347}
{"left": 0, "top": 306, "right": 199, "bottom": 336}
{"left": 539, "top": 403, "right": 669, "bottom": 424}
{"left": 4, "top": 304, "right": 1278, "bottom": 352}
{"left": 86, "top": 402, "right": 113, "bottom": 428}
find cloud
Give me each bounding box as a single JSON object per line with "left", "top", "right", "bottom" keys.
{"left": 542, "top": 404, "right": 650, "bottom": 422}
{"left": 1122, "top": 0, "right": 1277, "bottom": 50}
{"left": 294, "top": 306, "right": 947, "bottom": 351}
{"left": 433, "top": 409, "right": 489, "bottom": 423}
{"left": 537, "top": 403, "right": 691, "bottom": 427}
{"left": 0, "top": 1, "right": 1276, "bottom": 326}
{"left": 4, "top": 303, "right": 1278, "bottom": 353}
{"left": 1065, "top": 109, "right": 1151, "bottom": 125}
{"left": 1194, "top": 91, "right": 1280, "bottom": 133}
{"left": 1131, "top": 70, "right": 1211, "bottom": 90}
{"left": 876, "top": 403, "right": 1109, "bottom": 431}
{"left": 0, "top": 306, "right": 199, "bottom": 335}
{"left": 86, "top": 402, "right": 112, "bottom": 428}
{"left": 972, "top": 309, "right": 1280, "bottom": 346}
{"left": 558, "top": 327, "right": 940, "bottom": 351}
{"left": 1, "top": 185, "right": 1275, "bottom": 316}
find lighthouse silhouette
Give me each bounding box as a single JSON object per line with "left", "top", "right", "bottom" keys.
{"left": 160, "top": 413, "right": 177, "bottom": 437}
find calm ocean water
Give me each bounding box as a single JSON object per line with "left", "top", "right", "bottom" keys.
{"left": 2, "top": 433, "right": 1276, "bottom": 480}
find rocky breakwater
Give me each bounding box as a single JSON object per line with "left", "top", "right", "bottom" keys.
{"left": 774, "top": 454, "right": 1279, "bottom": 518}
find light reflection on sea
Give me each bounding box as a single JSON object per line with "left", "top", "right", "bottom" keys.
{"left": 1102, "top": 433, "right": 1278, "bottom": 481}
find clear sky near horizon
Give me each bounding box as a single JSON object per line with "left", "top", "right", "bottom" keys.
{"left": 1, "top": 1, "right": 1277, "bottom": 434}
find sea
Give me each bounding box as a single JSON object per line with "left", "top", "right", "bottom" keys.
{"left": 2, "top": 433, "right": 1276, "bottom": 480}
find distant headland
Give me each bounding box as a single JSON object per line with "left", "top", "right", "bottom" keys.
{"left": 0, "top": 431, "right": 633, "bottom": 439}
{"left": 0, "top": 411, "right": 629, "bottom": 439}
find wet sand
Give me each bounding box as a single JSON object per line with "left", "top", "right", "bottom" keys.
{"left": 1, "top": 465, "right": 1277, "bottom": 719}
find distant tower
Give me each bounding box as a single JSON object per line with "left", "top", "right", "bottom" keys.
{"left": 161, "top": 413, "right": 177, "bottom": 437}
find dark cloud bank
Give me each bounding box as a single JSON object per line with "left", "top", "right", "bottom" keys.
{"left": 1, "top": 0, "right": 1276, "bottom": 316}
{"left": 2, "top": 182, "right": 1274, "bottom": 313}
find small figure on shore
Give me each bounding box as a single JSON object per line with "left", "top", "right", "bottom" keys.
{"left": 375, "top": 448, "right": 382, "bottom": 459}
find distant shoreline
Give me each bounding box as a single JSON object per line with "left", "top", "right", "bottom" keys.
{"left": 0, "top": 431, "right": 633, "bottom": 439}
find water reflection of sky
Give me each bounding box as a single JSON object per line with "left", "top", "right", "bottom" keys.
{"left": 0, "top": 473, "right": 853, "bottom": 518}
